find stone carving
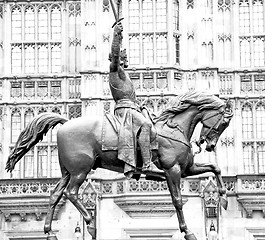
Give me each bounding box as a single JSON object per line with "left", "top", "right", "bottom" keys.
{"left": 201, "top": 178, "right": 219, "bottom": 218}
{"left": 218, "top": 0, "right": 232, "bottom": 11}
{"left": 0, "top": 179, "right": 66, "bottom": 222}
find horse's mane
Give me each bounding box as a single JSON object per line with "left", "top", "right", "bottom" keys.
{"left": 155, "top": 91, "right": 225, "bottom": 123}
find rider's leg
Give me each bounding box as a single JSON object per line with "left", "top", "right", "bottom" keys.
{"left": 139, "top": 121, "right": 163, "bottom": 175}
{"left": 138, "top": 121, "right": 152, "bottom": 169}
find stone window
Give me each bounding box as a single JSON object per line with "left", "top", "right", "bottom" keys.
{"left": 128, "top": 0, "right": 169, "bottom": 66}
{"left": 24, "top": 149, "right": 34, "bottom": 178}
{"left": 241, "top": 100, "right": 265, "bottom": 173}
{"left": 240, "top": 74, "right": 265, "bottom": 94}
{"left": 37, "top": 146, "right": 48, "bottom": 178}
{"left": 11, "top": 108, "right": 21, "bottom": 143}
{"left": 239, "top": 0, "right": 265, "bottom": 67}
{"left": 10, "top": 3, "right": 62, "bottom": 74}
{"left": 51, "top": 146, "right": 60, "bottom": 177}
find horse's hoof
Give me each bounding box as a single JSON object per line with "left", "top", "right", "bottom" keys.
{"left": 46, "top": 233, "right": 58, "bottom": 240}
{"left": 184, "top": 233, "right": 197, "bottom": 240}
{"left": 44, "top": 225, "right": 51, "bottom": 235}
{"left": 87, "top": 224, "right": 96, "bottom": 239}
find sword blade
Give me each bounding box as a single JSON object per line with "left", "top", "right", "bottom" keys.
{"left": 109, "top": 0, "right": 119, "bottom": 21}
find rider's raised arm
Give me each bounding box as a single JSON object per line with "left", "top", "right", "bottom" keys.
{"left": 110, "top": 23, "right": 123, "bottom": 72}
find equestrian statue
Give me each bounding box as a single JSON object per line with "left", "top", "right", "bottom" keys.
{"left": 6, "top": 8, "right": 233, "bottom": 240}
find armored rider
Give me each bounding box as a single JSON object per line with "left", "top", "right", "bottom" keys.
{"left": 109, "top": 21, "right": 162, "bottom": 179}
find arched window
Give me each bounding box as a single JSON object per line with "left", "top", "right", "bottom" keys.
{"left": 143, "top": 99, "right": 155, "bottom": 112}
{"left": 24, "top": 44, "right": 35, "bottom": 74}
{"left": 243, "top": 142, "right": 254, "bottom": 173}
{"left": 257, "top": 142, "right": 265, "bottom": 173}
{"left": 38, "top": 44, "right": 48, "bottom": 73}
{"left": 51, "top": 43, "right": 62, "bottom": 73}
{"left": 253, "top": 37, "right": 265, "bottom": 67}
{"left": 11, "top": 44, "right": 22, "bottom": 74}
{"left": 157, "top": 98, "right": 168, "bottom": 112}
{"left": 173, "top": 0, "right": 179, "bottom": 31}
{"left": 51, "top": 5, "right": 61, "bottom": 40}
{"left": 256, "top": 103, "right": 265, "bottom": 139}
{"left": 24, "top": 149, "right": 34, "bottom": 178}
{"left": 24, "top": 6, "right": 35, "bottom": 40}
{"left": 156, "top": 0, "right": 167, "bottom": 30}
{"left": 142, "top": 0, "right": 153, "bottom": 31}
{"left": 11, "top": 6, "right": 22, "bottom": 40}
{"left": 143, "top": 34, "right": 154, "bottom": 64}
{"left": 239, "top": 0, "right": 265, "bottom": 67}
{"left": 129, "top": 0, "right": 140, "bottom": 31}
{"left": 37, "top": 146, "right": 48, "bottom": 177}
{"left": 38, "top": 5, "right": 48, "bottom": 40}
{"left": 253, "top": 0, "right": 264, "bottom": 33}
{"left": 11, "top": 108, "right": 21, "bottom": 143}
{"left": 156, "top": 34, "right": 167, "bottom": 64}
{"left": 239, "top": 0, "right": 250, "bottom": 34}
{"left": 242, "top": 103, "right": 253, "bottom": 139}
{"left": 24, "top": 108, "right": 34, "bottom": 127}
{"left": 51, "top": 146, "right": 60, "bottom": 177}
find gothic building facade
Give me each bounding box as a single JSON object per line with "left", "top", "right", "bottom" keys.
{"left": 0, "top": 0, "right": 264, "bottom": 240}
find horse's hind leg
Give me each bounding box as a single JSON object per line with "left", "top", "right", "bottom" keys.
{"left": 166, "top": 165, "right": 197, "bottom": 240}
{"left": 44, "top": 171, "right": 70, "bottom": 235}
{"left": 63, "top": 172, "right": 94, "bottom": 236}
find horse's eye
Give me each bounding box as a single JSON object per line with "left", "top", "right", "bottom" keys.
{"left": 222, "top": 121, "right": 228, "bottom": 126}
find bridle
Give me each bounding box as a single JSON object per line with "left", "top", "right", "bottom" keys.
{"left": 194, "top": 110, "right": 224, "bottom": 155}
{"left": 200, "top": 111, "right": 224, "bottom": 141}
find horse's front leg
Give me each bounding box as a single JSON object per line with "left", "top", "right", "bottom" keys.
{"left": 184, "top": 162, "right": 227, "bottom": 209}
{"left": 166, "top": 165, "right": 197, "bottom": 240}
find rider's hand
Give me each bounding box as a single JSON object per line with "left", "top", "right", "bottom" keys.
{"left": 114, "top": 22, "right": 123, "bottom": 35}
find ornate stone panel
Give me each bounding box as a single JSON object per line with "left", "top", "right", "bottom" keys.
{"left": 114, "top": 196, "right": 181, "bottom": 218}
{"left": 0, "top": 179, "right": 65, "bottom": 222}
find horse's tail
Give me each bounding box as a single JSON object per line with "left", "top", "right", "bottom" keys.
{"left": 6, "top": 113, "right": 69, "bottom": 173}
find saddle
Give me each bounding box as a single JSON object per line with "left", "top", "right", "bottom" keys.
{"left": 101, "top": 109, "right": 158, "bottom": 169}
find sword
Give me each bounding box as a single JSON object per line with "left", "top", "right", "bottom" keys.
{"left": 108, "top": 0, "right": 124, "bottom": 27}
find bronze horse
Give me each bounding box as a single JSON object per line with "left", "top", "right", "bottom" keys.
{"left": 6, "top": 91, "right": 233, "bottom": 240}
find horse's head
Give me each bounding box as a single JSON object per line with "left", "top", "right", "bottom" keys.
{"left": 199, "top": 100, "right": 233, "bottom": 152}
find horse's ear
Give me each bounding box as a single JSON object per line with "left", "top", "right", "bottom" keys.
{"left": 224, "top": 99, "right": 232, "bottom": 112}
{"left": 223, "top": 100, "right": 233, "bottom": 124}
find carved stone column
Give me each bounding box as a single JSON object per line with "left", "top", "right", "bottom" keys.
{"left": 79, "top": 180, "right": 101, "bottom": 239}
{"left": 200, "top": 177, "right": 220, "bottom": 239}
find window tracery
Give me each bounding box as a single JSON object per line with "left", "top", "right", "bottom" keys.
{"left": 10, "top": 3, "right": 62, "bottom": 74}
{"left": 239, "top": 0, "right": 265, "bottom": 67}
{"left": 128, "top": 0, "right": 169, "bottom": 66}
{"left": 241, "top": 100, "right": 265, "bottom": 173}
{"left": 11, "top": 108, "right": 21, "bottom": 143}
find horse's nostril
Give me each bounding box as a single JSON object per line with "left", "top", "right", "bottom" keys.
{"left": 211, "top": 144, "right": 215, "bottom": 150}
